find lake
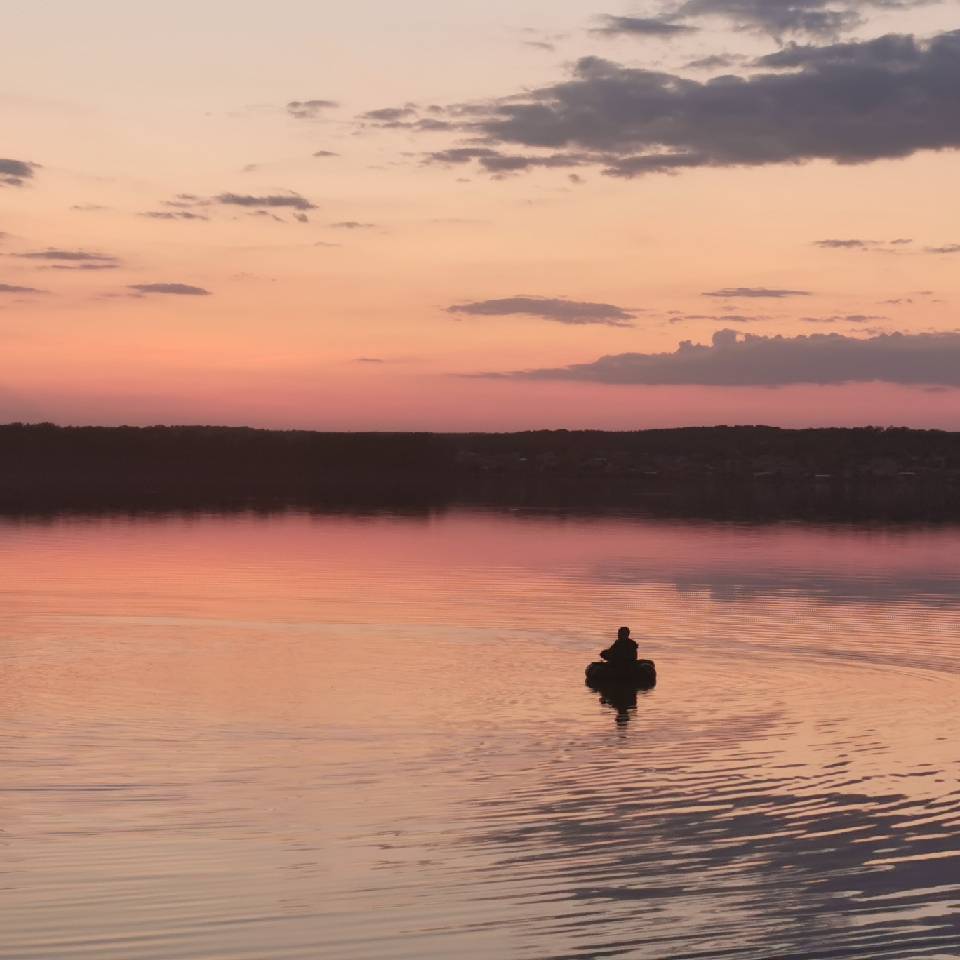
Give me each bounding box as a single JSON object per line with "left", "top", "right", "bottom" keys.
{"left": 2, "top": 510, "right": 958, "bottom": 959}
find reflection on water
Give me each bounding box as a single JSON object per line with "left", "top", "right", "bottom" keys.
{"left": 1, "top": 512, "right": 958, "bottom": 959}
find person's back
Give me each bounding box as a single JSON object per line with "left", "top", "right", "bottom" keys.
{"left": 600, "top": 626, "right": 638, "bottom": 667}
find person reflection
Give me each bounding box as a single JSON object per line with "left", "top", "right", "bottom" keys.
{"left": 599, "top": 685, "right": 638, "bottom": 726}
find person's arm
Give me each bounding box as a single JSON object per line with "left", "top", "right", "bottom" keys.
{"left": 600, "top": 645, "right": 613, "bottom": 662}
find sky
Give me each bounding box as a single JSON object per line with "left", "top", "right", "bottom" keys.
{"left": 3, "top": 0, "right": 960, "bottom": 430}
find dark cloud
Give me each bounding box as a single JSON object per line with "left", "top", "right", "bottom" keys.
{"left": 756, "top": 30, "right": 925, "bottom": 67}
{"left": 431, "top": 30, "right": 960, "bottom": 179}
{"left": 215, "top": 192, "right": 316, "bottom": 211}
{"left": 925, "top": 243, "right": 960, "bottom": 254}
{"left": 14, "top": 249, "right": 119, "bottom": 265}
{"left": 671, "top": 0, "right": 931, "bottom": 39}
{"left": 355, "top": 357, "right": 385, "bottom": 363}
{"left": 128, "top": 283, "right": 211, "bottom": 296}
{"left": 312, "top": 150, "right": 339, "bottom": 158}
{"left": 287, "top": 99, "right": 338, "bottom": 119}
{"left": 592, "top": 15, "right": 697, "bottom": 37}
{"left": 330, "top": 221, "right": 376, "bottom": 229}
{"left": 0, "top": 158, "right": 38, "bottom": 187}
{"left": 485, "top": 328, "right": 960, "bottom": 386}
{"left": 703, "top": 287, "right": 810, "bottom": 298}
{"left": 448, "top": 296, "right": 635, "bottom": 327}
{"left": 140, "top": 210, "right": 209, "bottom": 221}
{"left": 524, "top": 40, "right": 556, "bottom": 51}
{"left": 0, "top": 282, "right": 45, "bottom": 294}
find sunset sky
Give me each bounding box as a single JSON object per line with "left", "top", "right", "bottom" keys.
{"left": 4, "top": 0, "right": 960, "bottom": 429}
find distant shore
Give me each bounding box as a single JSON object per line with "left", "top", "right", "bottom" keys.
{"left": 4, "top": 422, "right": 960, "bottom": 521}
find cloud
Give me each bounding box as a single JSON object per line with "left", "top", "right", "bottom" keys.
{"left": 484, "top": 328, "right": 960, "bottom": 386}
{"left": 425, "top": 146, "right": 591, "bottom": 174}
{"left": 358, "top": 104, "right": 457, "bottom": 132}
{"left": 14, "top": 248, "right": 119, "bottom": 265}
{"left": 355, "top": 357, "right": 385, "bottom": 363}
{"left": 592, "top": 15, "right": 697, "bottom": 38}
{"left": 814, "top": 238, "right": 912, "bottom": 249}
{"left": 0, "top": 158, "right": 38, "bottom": 187}
{"left": 703, "top": 287, "right": 810, "bottom": 298}
{"left": 801, "top": 313, "right": 888, "bottom": 323}
{"left": 686, "top": 53, "right": 746, "bottom": 69}
{"left": 128, "top": 283, "right": 211, "bottom": 296}
{"left": 670, "top": 0, "right": 932, "bottom": 39}
{"left": 330, "top": 221, "right": 376, "bottom": 229}
{"left": 924, "top": 243, "right": 960, "bottom": 254}
{"left": 312, "top": 150, "right": 339, "bottom": 158}
{"left": 215, "top": 192, "right": 316, "bottom": 211}
{"left": 163, "top": 193, "right": 209, "bottom": 209}
{"left": 448, "top": 295, "right": 635, "bottom": 326}
{"left": 0, "top": 282, "right": 45, "bottom": 294}
{"left": 669, "top": 313, "right": 770, "bottom": 322}
{"left": 429, "top": 30, "right": 960, "bottom": 179}
{"left": 46, "top": 263, "right": 119, "bottom": 271}
{"left": 140, "top": 210, "right": 209, "bottom": 220}
{"left": 287, "top": 99, "right": 338, "bottom": 119}
{"left": 360, "top": 105, "right": 419, "bottom": 125}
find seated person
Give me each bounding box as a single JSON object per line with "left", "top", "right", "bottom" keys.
{"left": 600, "top": 626, "right": 638, "bottom": 666}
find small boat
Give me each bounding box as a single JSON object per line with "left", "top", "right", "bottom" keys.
{"left": 585, "top": 658, "right": 657, "bottom": 689}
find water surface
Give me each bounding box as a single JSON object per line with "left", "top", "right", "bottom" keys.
{"left": 2, "top": 511, "right": 958, "bottom": 959}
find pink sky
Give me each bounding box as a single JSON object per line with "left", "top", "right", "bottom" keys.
{"left": 3, "top": 1, "right": 960, "bottom": 429}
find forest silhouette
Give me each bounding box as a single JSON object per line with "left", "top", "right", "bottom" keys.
{"left": 3, "top": 422, "right": 960, "bottom": 519}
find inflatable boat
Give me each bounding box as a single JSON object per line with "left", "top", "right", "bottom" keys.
{"left": 585, "top": 658, "right": 657, "bottom": 689}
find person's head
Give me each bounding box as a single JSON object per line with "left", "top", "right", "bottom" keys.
{"left": 617, "top": 626, "right": 630, "bottom": 641}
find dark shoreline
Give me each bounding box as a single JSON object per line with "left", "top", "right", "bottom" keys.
{"left": 4, "top": 422, "right": 960, "bottom": 522}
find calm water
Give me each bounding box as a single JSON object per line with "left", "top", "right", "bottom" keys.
{"left": 2, "top": 511, "right": 959, "bottom": 960}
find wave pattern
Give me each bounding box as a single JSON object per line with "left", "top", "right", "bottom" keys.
{"left": 1, "top": 512, "right": 958, "bottom": 959}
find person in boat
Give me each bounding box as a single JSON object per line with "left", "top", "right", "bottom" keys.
{"left": 600, "top": 626, "right": 638, "bottom": 668}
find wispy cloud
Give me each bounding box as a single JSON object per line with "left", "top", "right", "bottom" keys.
{"left": 592, "top": 15, "right": 697, "bottom": 38}
{"left": 215, "top": 192, "right": 316, "bottom": 211}
{"left": 448, "top": 295, "right": 635, "bottom": 327}
{"left": 14, "top": 249, "right": 120, "bottom": 266}
{"left": 140, "top": 210, "right": 209, "bottom": 221}
{"left": 128, "top": 283, "right": 211, "bottom": 296}
{"left": 287, "top": 99, "right": 338, "bottom": 119}
{"left": 0, "top": 282, "right": 45, "bottom": 294}
{"left": 801, "top": 313, "right": 888, "bottom": 323}
{"left": 814, "top": 238, "right": 912, "bottom": 250}
{"left": 703, "top": 287, "right": 811, "bottom": 298}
